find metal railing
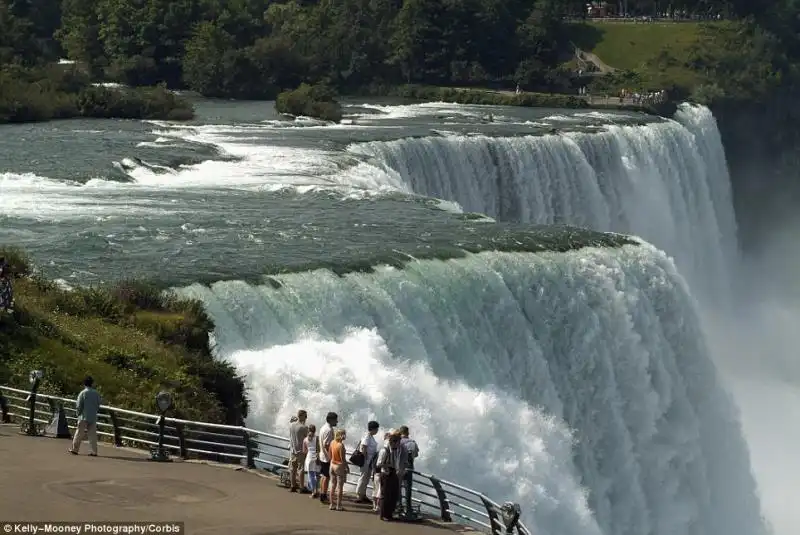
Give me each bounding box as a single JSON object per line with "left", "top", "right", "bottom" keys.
{"left": 0, "top": 384, "right": 531, "bottom": 535}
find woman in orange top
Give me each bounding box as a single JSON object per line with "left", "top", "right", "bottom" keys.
{"left": 328, "top": 428, "right": 349, "bottom": 511}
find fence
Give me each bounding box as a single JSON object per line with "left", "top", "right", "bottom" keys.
{"left": 0, "top": 383, "right": 532, "bottom": 535}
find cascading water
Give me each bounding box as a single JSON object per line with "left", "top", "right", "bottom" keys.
{"left": 169, "top": 103, "right": 769, "bottom": 535}
{"left": 176, "top": 243, "right": 766, "bottom": 535}
{"left": 348, "top": 104, "right": 737, "bottom": 301}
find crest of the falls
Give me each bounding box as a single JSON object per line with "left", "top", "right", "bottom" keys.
{"left": 347, "top": 104, "right": 737, "bottom": 301}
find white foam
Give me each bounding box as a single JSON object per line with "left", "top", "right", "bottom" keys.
{"left": 234, "top": 327, "right": 600, "bottom": 535}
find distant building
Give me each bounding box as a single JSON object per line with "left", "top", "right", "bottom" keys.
{"left": 586, "top": 2, "right": 617, "bottom": 17}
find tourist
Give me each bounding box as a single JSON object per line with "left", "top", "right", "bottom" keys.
{"left": 376, "top": 430, "right": 408, "bottom": 521}
{"left": 67, "top": 376, "right": 102, "bottom": 456}
{"left": 399, "top": 425, "right": 419, "bottom": 516}
{"left": 303, "top": 424, "right": 320, "bottom": 498}
{"left": 0, "top": 391, "right": 9, "bottom": 423}
{"left": 327, "top": 428, "right": 349, "bottom": 511}
{"left": 373, "top": 431, "right": 392, "bottom": 512}
{"left": 355, "top": 420, "right": 380, "bottom": 504}
{"left": 0, "top": 259, "right": 13, "bottom": 313}
{"left": 317, "top": 411, "right": 338, "bottom": 504}
{"left": 289, "top": 409, "right": 309, "bottom": 493}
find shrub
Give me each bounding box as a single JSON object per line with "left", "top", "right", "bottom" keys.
{"left": 0, "top": 247, "right": 33, "bottom": 277}
{"left": 275, "top": 83, "right": 343, "bottom": 122}
{"left": 0, "top": 64, "right": 194, "bottom": 124}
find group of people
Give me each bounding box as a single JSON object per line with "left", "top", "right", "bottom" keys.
{"left": 619, "top": 88, "right": 668, "bottom": 105}
{"left": 287, "top": 410, "right": 419, "bottom": 522}
{"left": 0, "top": 258, "right": 14, "bottom": 313}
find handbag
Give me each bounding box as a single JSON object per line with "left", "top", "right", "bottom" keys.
{"left": 349, "top": 440, "right": 365, "bottom": 467}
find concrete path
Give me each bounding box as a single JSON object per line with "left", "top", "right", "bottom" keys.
{"left": 0, "top": 424, "right": 467, "bottom": 535}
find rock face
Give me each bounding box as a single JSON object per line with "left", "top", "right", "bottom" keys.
{"left": 712, "top": 94, "right": 800, "bottom": 250}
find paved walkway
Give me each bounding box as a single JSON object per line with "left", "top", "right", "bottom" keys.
{"left": 0, "top": 425, "right": 465, "bottom": 535}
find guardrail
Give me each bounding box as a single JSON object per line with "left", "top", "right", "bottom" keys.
{"left": 0, "top": 384, "right": 531, "bottom": 535}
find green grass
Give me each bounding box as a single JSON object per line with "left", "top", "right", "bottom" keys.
{"left": 567, "top": 20, "right": 742, "bottom": 93}
{"left": 576, "top": 22, "right": 706, "bottom": 72}
{"left": 0, "top": 247, "right": 247, "bottom": 424}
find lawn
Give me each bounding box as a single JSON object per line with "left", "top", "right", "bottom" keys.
{"left": 567, "top": 20, "right": 739, "bottom": 92}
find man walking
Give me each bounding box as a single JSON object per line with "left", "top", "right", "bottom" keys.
{"left": 355, "top": 420, "right": 380, "bottom": 503}
{"left": 399, "top": 425, "right": 419, "bottom": 516}
{"left": 289, "top": 409, "right": 309, "bottom": 493}
{"left": 68, "top": 376, "right": 102, "bottom": 456}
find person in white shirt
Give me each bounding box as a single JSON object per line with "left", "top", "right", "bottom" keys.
{"left": 302, "top": 424, "right": 321, "bottom": 497}
{"left": 355, "top": 420, "right": 380, "bottom": 503}
{"left": 317, "top": 411, "right": 338, "bottom": 504}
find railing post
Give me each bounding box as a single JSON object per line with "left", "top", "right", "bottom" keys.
{"left": 174, "top": 422, "right": 188, "bottom": 459}
{"left": 107, "top": 409, "right": 123, "bottom": 446}
{"left": 241, "top": 429, "right": 255, "bottom": 468}
{"left": 481, "top": 496, "right": 503, "bottom": 535}
{"left": 427, "top": 475, "right": 452, "bottom": 522}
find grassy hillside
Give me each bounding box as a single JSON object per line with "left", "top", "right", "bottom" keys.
{"left": 568, "top": 20, "right": 739, "bottom": 95}
{"left": 0, "top": 248, "right": 247, "bottom": 424}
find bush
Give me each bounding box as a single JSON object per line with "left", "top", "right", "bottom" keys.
{"left": 275, "top": 83, "right": 343, "bottom": 122}
{"left": 0, "top": 246, "right": 248, "bottom": 424}
{"left": 76, "top": 84, "right": 195, "bottom": 121}
{"left": 0, "top": 247, "right": 33, "bottom": 278}
{"left": 0, "top": 64, "right": 195, "bottom": 124}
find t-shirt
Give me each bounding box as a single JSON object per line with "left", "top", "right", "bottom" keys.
{"left": 76, "top": 387, "right": 102, "bottom": 424}
{"left": 318, "top": 423, "right": 334, "bottom": 462}
{"left": 289, "top": 421, "right": 308, "bottom": 454}
{"left": 400, "top": 437, "right": 419, "bottom": 468}
{"left": 360, "top": 432, "right": 378, "bottom": 464}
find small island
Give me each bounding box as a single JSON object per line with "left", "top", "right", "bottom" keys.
{"left": 0, "top": 248, "right": 246, "bottom": 424}
{"left": 0, "top": 65, "right": 194, "bottom": 124}
{"left": 275, "top": 83, "right": 343, "bottom": 123}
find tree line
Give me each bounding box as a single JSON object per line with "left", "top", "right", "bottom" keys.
{"left": 0, "top": 0, "right": 798, "bottom": 101}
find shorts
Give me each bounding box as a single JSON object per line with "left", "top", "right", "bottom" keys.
{"left": 319, "top": 461, "right": 331, "bottom": 477}
{"left": 289, "top": 452, "right": 306, "bottom": 475}
{"left": 330, "top": 462, "right": 347, "bottom": 478}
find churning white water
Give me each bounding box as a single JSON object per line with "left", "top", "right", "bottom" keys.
{"left": 171, "top": 103, "right": 774, "bottom": 535}
{"left": 177, "top": 244, "right": 765, "bottom": 535}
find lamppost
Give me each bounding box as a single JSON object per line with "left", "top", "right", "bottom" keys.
{"left": 24, "top": 370, "right": 43, "bottom": 436}
{"left": 499, "top": 502, "right": 521, "bottom": 534}
{"left": 149, "top": 390, "right": 172, "bottom": 462}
